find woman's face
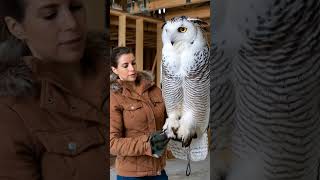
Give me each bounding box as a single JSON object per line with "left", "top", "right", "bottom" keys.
{"left": 20, "top": 0, "right": 87, "bottom": 63}
{"left": 112, "top": 53, "right": 137, "bottom": 82}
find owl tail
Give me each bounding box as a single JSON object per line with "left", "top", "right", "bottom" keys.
{"left": 168, "top": 130, "right": 208, "bottom": 161}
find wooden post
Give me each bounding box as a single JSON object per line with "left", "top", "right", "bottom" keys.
{"left": 118, "top": 15, "right": 126, "bottom": 46}
{"left": 156, "top": 23, "right": 163, "bottom": 87}
{"left": 136, "top": 18, "right": 144, "bottom": 71}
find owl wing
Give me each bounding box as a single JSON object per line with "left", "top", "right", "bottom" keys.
{"left": 161, "top": 50, "right": 183, "bottom": 115}
{"left": 183, "top": 46, "right": 210, "bottom": 134}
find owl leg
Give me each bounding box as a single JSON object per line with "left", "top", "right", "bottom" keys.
{"left": 176, "top": 111, "right": 197, "bottom": 147}
{"left": 162, "top": 111, "right": 181, "bottom": 139}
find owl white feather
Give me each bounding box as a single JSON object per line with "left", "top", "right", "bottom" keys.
{"left": 161, "top": 16, "right": 210, "bottom": 158}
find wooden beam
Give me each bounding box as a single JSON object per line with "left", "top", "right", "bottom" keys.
{"left": 136, "top": 18, "right": 144, "bottom": 71}
{"left": 118, "top": 15, "right": 126, "bottom": 46}
{"left": 110, "top": 19, "right": 157, "bottom": 32}
{"left": 148, "top": 0, "right": 209, "bottom": 12}
{"left": 165, "top": 6, "right": 210, "bottom": 20}
{"left": 111, "top": 9, "right": 163, "bottom": 24}
{"left": 156, "top": 23, "right": 163, "bottom": 87}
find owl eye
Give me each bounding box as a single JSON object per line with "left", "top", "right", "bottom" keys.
{"left": 178, "top": 27, "right": 188, "bottom": 33}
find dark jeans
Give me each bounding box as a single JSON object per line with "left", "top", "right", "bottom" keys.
{"left": 116, "top": 170, "right": 168, "bottom": 180}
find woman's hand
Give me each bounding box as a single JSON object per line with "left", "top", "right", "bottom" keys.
{"left": 149, "top": 130, "right": 170, "bottom": 158}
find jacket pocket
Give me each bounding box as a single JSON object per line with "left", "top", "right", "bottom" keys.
{"left": 150, "top": 97, "right": 164, "bottom": 112}
{"left": 150, "top": 97, "right": 163, "bottom": 105}
{"left": 123, "top": 103, "right": 143, "bottom": 111}
{"left": 122, "top": 102, "right": 148, "bottom": 131}
{"left": 36, "top": 126, "right": 105, "bottom": 156}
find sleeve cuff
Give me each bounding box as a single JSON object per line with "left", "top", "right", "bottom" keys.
{"left": 143, "top": 135, "right": 153, "bottom": 156}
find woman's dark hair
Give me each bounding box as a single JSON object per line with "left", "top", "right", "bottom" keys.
{"left": 110, "top": 46, "right": 134, "bottom": 68}
{"left": 0, "top": 1, "right": 26, "bottom": 22}
{"left": 0, "top": 0, "right": 31, "bottom": 59}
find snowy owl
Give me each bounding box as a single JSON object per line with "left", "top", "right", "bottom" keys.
{"left": 161, "top": 15, "right": 210, "bottom": 155}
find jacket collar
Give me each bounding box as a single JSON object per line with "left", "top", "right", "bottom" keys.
{"left": 120, "top": 79, "right": 155, "bottom": 100}
{"left": 110, "top": 71, "right": 155, "bottom": 96}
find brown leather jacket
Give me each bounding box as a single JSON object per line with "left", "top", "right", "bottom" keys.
{"left": 0, "top": 32, "right": 108, "bottom": 180}
{"left": 110, "top": 71, "right": 167, "bottom": 177}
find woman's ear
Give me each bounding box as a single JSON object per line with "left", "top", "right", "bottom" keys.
{"left": 111, "top": 66, "right": 118, "bottom": 75}
{"left": 4, "top": 16, "right": 26, "bottom": 40}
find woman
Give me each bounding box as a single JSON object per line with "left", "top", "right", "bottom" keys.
{"left": 110, "top": 47, "right": 169, "bottom": 180}
{"left": 0, "top": 0, "right": 107, "bottom": 179}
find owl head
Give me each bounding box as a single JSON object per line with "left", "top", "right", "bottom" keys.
{"left": 162, "top": 16, "right": 207, "bottom": 46}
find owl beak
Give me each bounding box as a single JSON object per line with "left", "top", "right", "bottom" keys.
{"left": 171, "top": 41, "right": 174, "bottom": 45}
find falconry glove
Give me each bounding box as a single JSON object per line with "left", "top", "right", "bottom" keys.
{"left": 149, "top": 130, "right": 170, "bottom": 158}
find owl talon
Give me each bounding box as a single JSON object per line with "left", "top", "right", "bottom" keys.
{"left": 172, "top": 127, "right": 178, "bottom": 136}
{"left": 176, "top": 117, "right": 197, "bottom": 148}
{"left": 193, "top": 133, "right": 197, "bottom": 139}
{"left": 162, "top": 116, "right": 180, "bottom": 139}
{"left": 162, "top": 128, "right": 167, "bottom": 133}
{"left": 182, "top": 137, "right": 192, "bottom": 148}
